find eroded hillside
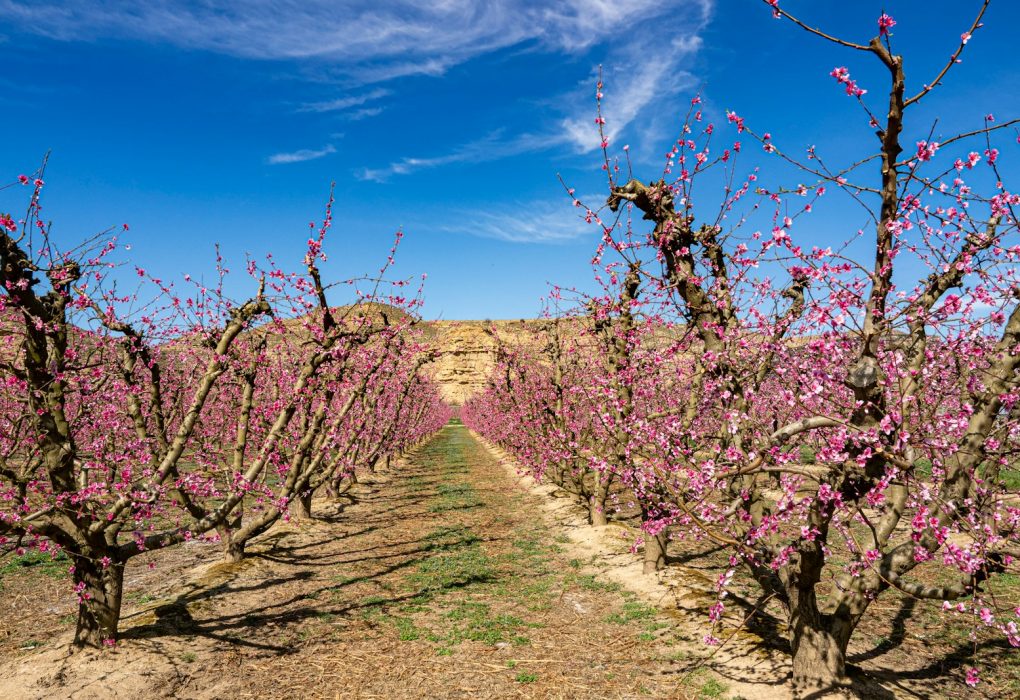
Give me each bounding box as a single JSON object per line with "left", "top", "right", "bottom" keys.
{"left": 424, "top": 319, "right": 543, "bottom": 405}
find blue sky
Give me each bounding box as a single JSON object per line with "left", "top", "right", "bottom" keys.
{"left": 1, "top": 0, "right": 1018, "bottom": 319}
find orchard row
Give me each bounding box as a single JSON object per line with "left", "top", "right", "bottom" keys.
{"left": 464, "top": 2, "right": 1020, "bottom": 691}
{"left": 0, "top": 181, "right": 450, "bottom": 647}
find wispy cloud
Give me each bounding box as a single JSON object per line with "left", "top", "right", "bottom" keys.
{"left": 561, "top": 36, "right": 703, "bottom": 152}
{"left": 2, "top": 0, "right": 715, "bottom": 177}
{"left": 0, "top": 1, "right": 712, "bottom": 82}
{"left": 297, "top": 88, "right": 389, "bottom": 113}
{"left": 357, "top": 130, "right": 566, "bottom": 182}
{"left": 342, "top": 106, "right": 384, "bottom": 121}
{"left": 267, "top": 144, "right": 336, "bottom": 165}
{"left": 442, "top": 196, "right": 602, "bottom": 244}
{"left": 357, "top": 27, "right": 707, "bottom": 181}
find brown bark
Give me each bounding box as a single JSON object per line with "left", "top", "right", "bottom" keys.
{"left": 642, "top": 530, "right": 667, "bottom": 574}
{"left": 292, "top": 490, "right": 314, "bottom": 520}
{"left": 72, "top": 556, "right": 125, "bottom": 648}
{"left": 589, "top": 477, "right": 609, "bottom": 526}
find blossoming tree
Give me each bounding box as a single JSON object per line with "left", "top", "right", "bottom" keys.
{"left": 0, "top": 175, "right": 447, "bottom": 647}
{"left": 467, "top": 1, "right": 1020, "bottom": 690}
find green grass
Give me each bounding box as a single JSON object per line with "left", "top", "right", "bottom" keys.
{"left": 515, "top": 671, "right": 538, "bottom": 683}
{"left": 428, "top": 482, "right": 484, "bottom": 513}
{"left": 1000, "top": 469, "right": 1020, "bottom": 490}
{"left": 913, "top": 458, "right": 933, "bottom": 478}
{"left": 422, "top": 525, "right": 481, "bottom": 551}
{"left": 604, "top": 601, "right": 657, "bottom": 625}
{"left": 0, "top": 551, "right": 69, "bottom": 580}
{"left": 407, "top": 545, "right": 495, "bottom": 596}
{"left": 433, "top": 601, "right": 534, "bottom": 646}
{"left": 392, "top": 616, "right": 421, "bottom": 641}
{"left": 681, "top": 669, "right": 729, "bottom": 699}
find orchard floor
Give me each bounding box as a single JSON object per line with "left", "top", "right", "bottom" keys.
{"left": 0, "top": 421, "right": 1012, "bottom": 699}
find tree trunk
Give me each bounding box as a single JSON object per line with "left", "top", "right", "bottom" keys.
{"left": 643, "top": 529, "right": 667, "bottom": 574}
{"left": 590, "top": 477, "right": 609, "bottom": 526}
{"left": 218, "top": 510, "right": 246, "bottom": 562}
{"left": 788, "top": 592, "right": 851, "bottom": 691}
{"left": 292, "top": 491, "right": 313, "bottom": 520}
{"left": 220, "top": 529, "right": 246, "bottom": 563}
{"left": 73, "top": 556, "right": 125, "bottom": 647}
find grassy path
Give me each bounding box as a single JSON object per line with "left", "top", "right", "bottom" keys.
{"left": 236, "top": 419, "right": 709, "bottom": 699}
{"left": 0, "top": 420, "right": 723, "bottom": 699}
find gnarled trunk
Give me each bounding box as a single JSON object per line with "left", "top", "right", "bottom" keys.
{"left": 292, "top": 490, "right": 313, "bottom": 520}
{"left": 218, "top": 509, "right": 246, "bottom": 562}
{"left": 788, "top": 589, "right": 852, "bottom": 691}
{"left": 219, "top": 526, "right": 247, "bottom": 563}
{"left": 642, "top": 529, "right": 667, "bottom": 574}
{"left": 589, "top": 476, "right": 609, "bottom": 526}
{"left": 72, "top": 555, "right": 125, "bottom": 647}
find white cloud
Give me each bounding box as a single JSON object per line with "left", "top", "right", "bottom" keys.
{"left": 2, "top": 0, "right": 715, "bottom": 176}
{"left": 442, "top": 196, "right": 603, "bottom": 244}
{"left": 357, "top": 130, "right": 566, "bottom": 182}
{"left": 267, "top": 144, "right": 336, "bottom": 164}
{"left": 342, "top": 107, "right": 384, "bottom": 121}
{"left": 297, "top": 88, "right": 389, "bottom": 113}
{"left": 561, "top": 35, "right": 703, "bottom": 152}
{"left": 0, "top": 1, "right": 713, "bottom": 81}
{"left": 357, "top": 30, "right": 705, "bottom": 181}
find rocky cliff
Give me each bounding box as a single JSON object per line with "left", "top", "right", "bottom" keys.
{"left": 423, "top": 319, "right": 545, "bottom": 405}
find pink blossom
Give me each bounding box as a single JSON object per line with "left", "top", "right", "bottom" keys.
{"left": 915, "top": 140, "right": 939, "bottom": 162}
{"left": 877, "top": 13, "right": 896, "bottom": 36}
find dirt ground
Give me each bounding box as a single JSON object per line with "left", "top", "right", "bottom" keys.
{"left": 0, "top": 422, "right": 1016, "bottom": 699}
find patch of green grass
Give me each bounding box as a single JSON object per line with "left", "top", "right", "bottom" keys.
{"left": 1, "top": 551, "right": 69, "bottom": 580}
{"left": 681, "top": 669, "right": 728, "bottom": 699}
{"left": 428, "top": 482, "right": 484, "bottom": 513}
{"left": 604, "top": 601, "right": 657, "bottom": 625}
{"left": 407, "top": 546, "right": 495, "bottom": 596}
{"left": 1000, "top": 469, "right": 1020, "bottom": 491}
{"left": 392, "top": 616, "right": 420, "bottom": 641}
{"left": 434, "top": 601, "right": 533, "bottom": 646}
{"left": 511, "top": 537, "right": 547, "bottom": 557}
{"left": 180, "top": 651, "right": 197, "bottom": 663}
{"left": 357, "top": 595, "right": 390, "bottom": 620}
{"left": 698, "top": 678, "right": 727, "bottom": 698}
{"left": 422, "top": 525, "right": 480, "bottom": 551}
{"left": 913, "top": 458, "right": 933, "bottom": 479}
{"left": 568, "top": 573, "right": 620, "bottom": 593}
{"left": 515, "top": 671, "right": 538, "bottom": 683}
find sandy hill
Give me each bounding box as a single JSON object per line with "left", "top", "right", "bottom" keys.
{"left": 424, "top": 319, "right": 546, "bottom": 405}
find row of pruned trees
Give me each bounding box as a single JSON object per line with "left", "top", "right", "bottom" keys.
{"left": 464, "top": 1, "right": 1020, "bottom": 691}
{"left": 0, "top": 180, "right": 450, "bottom": 647}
